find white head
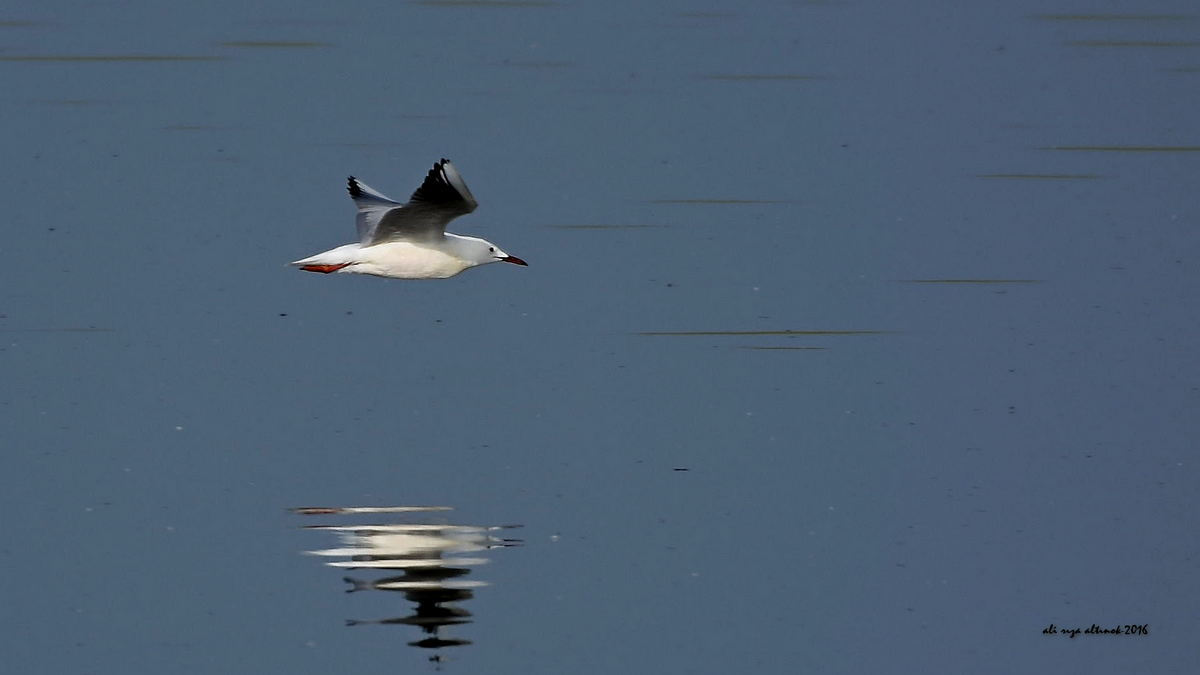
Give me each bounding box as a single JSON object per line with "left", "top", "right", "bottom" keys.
{"left": 452, "top": 234, "right": 528, "bottom": 269}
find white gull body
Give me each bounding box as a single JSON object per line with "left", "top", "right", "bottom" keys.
{"left": 291, "top": 159, "right": 527, "bottom": 279}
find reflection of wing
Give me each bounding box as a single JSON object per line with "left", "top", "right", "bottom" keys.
{"left": 295, "top": 504, "right": 520, "bottom": 654}
{"left": 349, "top": 159, "right": 479, "bottom": 245}
{"left": 290, "top": 506, "right": 453, "bottom": 515}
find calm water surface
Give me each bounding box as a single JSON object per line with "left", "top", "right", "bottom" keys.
{"left": 1, "top": 0, "right": 1197, "bottom": 673}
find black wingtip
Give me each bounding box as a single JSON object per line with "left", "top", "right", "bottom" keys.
{"left": 347, "top": 176, "right": 360, "bottom": 198}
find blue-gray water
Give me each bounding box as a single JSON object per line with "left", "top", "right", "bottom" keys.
{"left": 2, "top": 0, "right": 1197, "bottom": 672}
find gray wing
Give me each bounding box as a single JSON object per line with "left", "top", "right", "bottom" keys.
{"left": 350, "top": 159, "right": 479, "bottom": 245}
{"left": 347, "top": 177, "right": 404, "bottom": 244}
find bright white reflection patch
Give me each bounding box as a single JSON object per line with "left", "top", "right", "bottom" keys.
{"left": 293, "top": 505, "right": 521, "bottom": 655}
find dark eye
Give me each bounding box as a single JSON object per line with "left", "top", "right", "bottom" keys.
{"left": 488, "top": 247, "right": 495, "bottom": 252}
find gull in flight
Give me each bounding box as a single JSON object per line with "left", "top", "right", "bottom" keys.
{"left": 292, "top": 159, "right": 527, "bottom": 279}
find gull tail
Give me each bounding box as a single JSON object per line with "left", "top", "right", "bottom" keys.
{"left": 291, "top": 243, "right": 361, "bottom": 274}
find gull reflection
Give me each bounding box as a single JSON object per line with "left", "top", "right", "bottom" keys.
{"left": 293, "top": 506, "right": 521, "bottom": 659}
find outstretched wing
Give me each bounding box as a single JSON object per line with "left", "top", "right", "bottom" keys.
{"left": 351, "top": 159, "right": 479, "bottom": 245}
{"left": 347, "top": 177, "right": 403, "bottom": 244}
